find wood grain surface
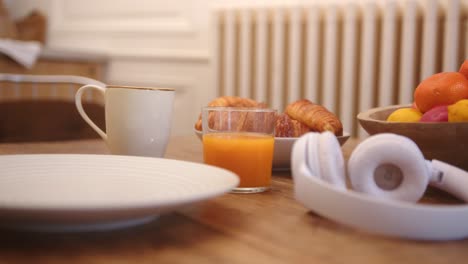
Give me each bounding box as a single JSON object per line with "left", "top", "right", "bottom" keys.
{"left": 0, "top": 136, "right": 466, "bottom": 264}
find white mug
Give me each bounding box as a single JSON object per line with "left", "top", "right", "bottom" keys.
{"left": 75, "top": 85, "right": 175, "bottom": 157}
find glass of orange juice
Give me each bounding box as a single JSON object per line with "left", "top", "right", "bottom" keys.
{"left": 201, "top": 106, "right": 277, "bottom": 193}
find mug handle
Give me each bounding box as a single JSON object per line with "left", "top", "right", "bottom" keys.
{"left": 75, "top": 84, "right": 107, "bottom": 140}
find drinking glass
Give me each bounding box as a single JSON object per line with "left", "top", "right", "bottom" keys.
{"left": 202, "top": 107, "right": 277, "bottom": 193}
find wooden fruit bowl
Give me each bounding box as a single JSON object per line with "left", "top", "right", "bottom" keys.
{"left": 358, "top": 104, "right": 468, "bottom": 170}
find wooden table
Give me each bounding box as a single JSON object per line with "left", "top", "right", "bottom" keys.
{"left": 0, "top": 136, "right": 467, "bottom": 264}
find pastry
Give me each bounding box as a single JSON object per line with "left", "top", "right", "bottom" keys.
{"left": 194, "top": 96, "right": 265, "bottom": 131}
{"left": 195, "top": 97, "right": 343, "bottom": 137}
{"left": 285, "top": 99, "right": 343, "bottom": 136}
{"left": 275, "top": 113, "right": 312, "bottom": 137}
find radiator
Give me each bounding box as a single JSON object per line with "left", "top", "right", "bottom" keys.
{"left": 212, "top": 0, "right": 468, "bottom": 137}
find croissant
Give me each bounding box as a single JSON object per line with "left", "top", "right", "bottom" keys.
{"left": 285, "top": 99, "right": 343, "bottom": 136}
{"left": 275, "top": 113, "right": 312, "bottom": 137}
{"left": 194, "top": 96, "right": 265, "bottom": 131}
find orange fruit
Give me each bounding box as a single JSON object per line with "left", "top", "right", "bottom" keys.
{"left": 459, "top": 59, "right": 468, "bottom": 80}
{"left": 414, "top": 72, "right": 468, "bottom": 113}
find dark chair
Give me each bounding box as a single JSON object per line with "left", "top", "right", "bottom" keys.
{"left": 0, "top": 74, "right": 106, "bottom": 142}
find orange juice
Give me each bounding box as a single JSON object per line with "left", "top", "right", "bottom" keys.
{"left": 203, "top": 133, "right": 274, "bottom": 188}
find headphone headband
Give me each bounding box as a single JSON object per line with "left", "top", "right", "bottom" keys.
{"left": 292, "top": 132, "right": 468, "bottom": 241}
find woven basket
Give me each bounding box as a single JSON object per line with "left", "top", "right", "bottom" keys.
{"left": 0, "top": 0, "right": 18, "bottom": 39}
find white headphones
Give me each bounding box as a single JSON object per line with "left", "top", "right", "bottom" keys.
{"left": 291, "top": 131, "right": 468, "bottom": 241}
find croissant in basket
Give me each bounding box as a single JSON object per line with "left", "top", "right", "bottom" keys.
{"left": 283, "top": 99, "right": 343, "bottom": 136}
{"left": 194, "top": 96, "right": 266, "bottom": 131}
{"left": 275, "top": 113, "right": 312, "bottom": 137}
{"left": 194, "top": 97, "right": 343, "bottom": 137}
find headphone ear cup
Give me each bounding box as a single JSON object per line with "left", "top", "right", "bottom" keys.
{"left": 317, "top": 132, "right": 346, "bottom": 190}
{"left": 305, "top": 133, "right": 321, "bottom": 178}
{"left": 348, "top": 133, "right": 429, "bottom": 202}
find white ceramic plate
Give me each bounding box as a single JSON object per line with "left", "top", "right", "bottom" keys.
{"left": 0, "top": 154, "right": 238, "bottom": 232}
{"left": 194, "top": 129, "right": 350, "bottom": 169}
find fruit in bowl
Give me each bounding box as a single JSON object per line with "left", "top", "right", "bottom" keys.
{"left": 420, "top": 105, "right": 448, "bottom": 122}
{"left": 386, "top": 108, "right": 422, "bottom": 122}
{"left": 358, "top": 59, "right": 468, "bottom": 170}
{"left": 414, "top": 72, "right": 468, "bottom": 114}
{"left": 386, "top": 59, "right": 468, "bottom": 123}
{"left": 448, "top": 99, "right": 468, "bottom": 122}
{"left": 194, "top": 96, "right": 349, "bottom": 169}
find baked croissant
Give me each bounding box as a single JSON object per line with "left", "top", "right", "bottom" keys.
{"left": 194, "top": 96, "right": 265, "bottom": 131}
{"left": 275, "top": 113, "right": 312, "bottom": 137}
{"left": 285, "top": 99, "right": 343, "bottom": 136}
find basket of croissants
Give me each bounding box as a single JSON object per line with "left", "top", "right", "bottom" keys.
{"left": 194, "top": 96, "right": 344, "bottom": 137}
{"left": 194, "top": 96, "right": 349, "bottom": 168}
